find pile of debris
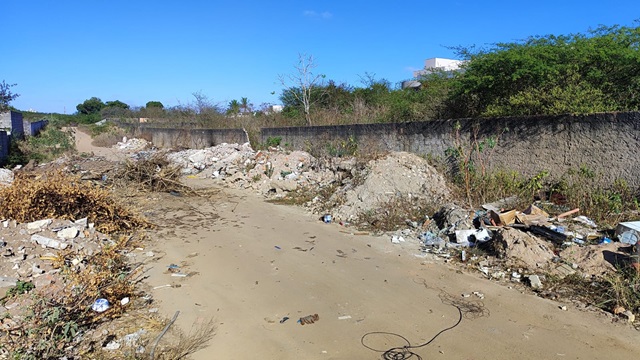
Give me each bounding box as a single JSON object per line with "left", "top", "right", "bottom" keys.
{"left": 114, "top": 136, "right": 151, "bottom": 152}
{"left": 163, "top": 143, "right": 452, "bottom": 224}
{"left": 0, "top": 217, "right": 104, "bottom": 296}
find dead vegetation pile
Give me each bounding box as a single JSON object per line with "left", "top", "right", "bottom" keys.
{"left": 0, "top": 171, "right": 149, "bottom": 234}
{"left": 112, "top": 154, "right": 195, "bottom": 195}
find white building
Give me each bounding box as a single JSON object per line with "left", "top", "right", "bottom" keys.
{"left": 413, "top": 58, "right": 464, "bottom": 78}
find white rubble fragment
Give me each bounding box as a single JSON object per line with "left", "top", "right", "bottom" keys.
{"left": 27, "top": 219, "right": 52, "bottom": 230}
{"left": 57, "top": 227, "right": 79, "bottom": 239}
{"left": 0, "top": 169, "right": 14, "bottom": 186}
{"left": 32, "top": 234, "right": 68, "bottom": 250}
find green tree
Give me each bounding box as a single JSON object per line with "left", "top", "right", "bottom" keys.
{"left": 105, "top": 100, "right": 129, "bottom": 109}
{"left": 0, "top": 80, "right": 20, "bottom": 112}
{"left": 76, "top": 97, "right": 105, "bottom": 115}
{"left": 448, "top": 23, "right": 640, "bottom": 117}
{"left": 227, "top": 99, "right": 240, "bottom": 115}
{"left": 146, "top": 101, "right": 164, "bottom": 109}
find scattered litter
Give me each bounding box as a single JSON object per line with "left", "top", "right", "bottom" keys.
{"left": 298, "top": 314, "right": 320, "bottom": 325}
{"left": 621, "top": 310, "right": 636, "bottom": 323}
{"left": 120, "top": 297, "right": 130, "bottom": 306}
{"left": 280, "top": 316, "right": 290, "bottom": 324}
{"left": 91, "top": 298, "right": 110, "bottom": 313}
{"left": 338, "top": 315, "right": 352, "bottom": 320}
{"left": 616, "top": 221, "right": 640, "bottom": 245}
{"left": 171, "top": 273, "right": 188, "bottom": 277}
{"left": 391, "top": 235, "right": 405, "bottom": 244}
{"left": 557, "top": 208, "right": 580, "bottom": 219}
{"left": 275, "top": 246, "right": 281, "bottom": 250}
{"left": 153, "top": 284, "right": 172, "bottom": 290}
{"left": 323, "top": 214, "right": 332, "bottom": 223}
{"left": 573, "top": 215, "right": 597, "bottom": 228}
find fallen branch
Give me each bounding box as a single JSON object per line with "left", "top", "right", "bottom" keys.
{"left": 150, "top": 310, "right": 180, "bottom": 360}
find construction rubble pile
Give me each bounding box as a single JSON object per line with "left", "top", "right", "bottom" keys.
{"left": 163, "top": 142, "right": 451, "bottom": 224}
{"left": 0, "top": 217, "right": 103, "bottom": 298}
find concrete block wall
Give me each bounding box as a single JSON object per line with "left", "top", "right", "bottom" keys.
{"left": 25, "top": 120, "right": 48, "bottom": 136}
{"left": 9, "top": 111, "right": 23, "bottom": 138}
{"left": 261, "top": 112, "right": 640, "bottom": 188}
{"left": 0, "top": 130, "right": 8, "bottom": 165}
{"left": 113, "top": 111, "right": 640, "bottom": 188}
{"left": 120, "top": 124, "right": 248, "bottom": 149}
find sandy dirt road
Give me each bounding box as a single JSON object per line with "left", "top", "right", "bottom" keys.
{"left": 138, "top": 184, "right": 640, "bottom": 360}
{"left": 72, "top": 127, "right": 127, "bottom": 161}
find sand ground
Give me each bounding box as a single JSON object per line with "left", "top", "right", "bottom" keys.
{"left": 140, "top": 185, "right": 640, "bottom": 360}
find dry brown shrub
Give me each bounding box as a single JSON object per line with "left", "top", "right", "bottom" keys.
{"left": 0, "top": 171, "right": 150, "bottom": 234}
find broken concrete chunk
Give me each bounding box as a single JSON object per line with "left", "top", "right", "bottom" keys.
{"left": 0, "top": 168, "right": 14, "bottom": 186}
{"left": 32, "top": 234, "right": 68, "bottom": 250}
{"left": 0, "top": 276, "right": 18, "bottom": 289}
{"left": 26, "top": 219, "right": 52, "bottom": 230}
{"left": 57, "top": 227, "right": 79, "bottom": 239}
{"left": 528, "top": 274, "right": 543, "bottom": 289}
{"left": 74, "top": 217, "right": 88, "bottom": 229}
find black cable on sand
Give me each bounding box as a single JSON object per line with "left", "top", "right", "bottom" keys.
{"left": 361, "top": 279, "right": 489, "bottom": 360}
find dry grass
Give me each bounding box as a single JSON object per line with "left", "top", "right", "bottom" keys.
{"left": 92, "top": 128, "right": 128, "bottom": 148}
{"left": 154, "top": 318, "right": 217, "bottom": 360}
{"left": 0, "top": 171, "right": 150, "bottom": 234}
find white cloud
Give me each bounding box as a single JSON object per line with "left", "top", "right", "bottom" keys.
{"left": 303, "top": 10, "right": 333, "bottom": 19}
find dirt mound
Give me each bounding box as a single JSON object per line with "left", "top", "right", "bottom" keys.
{"left": 492, "top": 227, "right": 556, "bottom": 270}
{"left": 331, "top": 152, "right": 451, "bottom": 222}
{"left": 559, "top": 242, "right": 630, "bottom": 276}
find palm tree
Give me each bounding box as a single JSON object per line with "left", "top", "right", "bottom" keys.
{"left": 240, "top": 97, "right": 250, "bottom": 114}
{"left": 227, "top": 99, "right": 240, "bottom": 116}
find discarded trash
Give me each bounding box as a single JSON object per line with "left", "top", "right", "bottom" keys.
{"left": 92, "top": 298, "right": 110, "bottom": 312}
{"left": 461, "top": 250, "right": 467, "bottom": 262}
{"left": 391, "top": 235, "right": 405, "bottom": 244}
{"left": 573, "top": 215, "right": 597, "bottom": 228}
{"left": 323, "top": 214, "right": 332, "bottom": 223}
{"left": 275, "top": 245, "right": 281, "bottom": 250}
{"left": 338, "top": 315, "right": 352, "bottom": 320}
{"left": 599, "top": 237, "right": 612, "bottom": 245}
{"left": 298, "top": 313, "right": 319, "bottom": 325}
{"left": 557, "top": 208, "right": 580, "bottom": 219}
{"left": 529, "top": 225, "right": 568, "bottom": 245}
{"left": 621, "top": 310, "right": 636, "bottom": 323}
{"left": 455, "top": 228, "right": 490, "bottom": 245}
{"left": 121, "top": 297, "right": 130, "bottom": 306}
{"left": 489, "top": 209, "right": 516, "bottom": 226}
{"left": 171, "top": 273, "right": 188, "bottom": 277}
{"left": 616, "top": 221, "right": 640, "bottom": 245}
{"left": 280, "top": 316, "right": 290, "bottom": 324}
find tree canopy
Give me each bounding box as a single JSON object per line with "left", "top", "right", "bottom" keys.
{"left": 146, "top": 101, "right": 164, "bottom": 109}
{"left": 0, "top": 81, "right": 20, "bottom": 112}
{"left": 76, "top": 97, "right": 105, "bottom": 115}
{"left": 448, "top": 24, "right": 640, "bottom": 117}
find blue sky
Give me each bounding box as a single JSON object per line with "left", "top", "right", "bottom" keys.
{"left": 3, "top": 1, "right": 639, "bottom": 114}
